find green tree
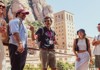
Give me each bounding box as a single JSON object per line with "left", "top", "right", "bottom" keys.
{"left": 57, "top": 61, "right": 65, "bottom": 70}
{"left": 57, "top": 61, "right": 74, "bottom": 70}
{"left": 24, "top": 64, "right": 34, "bottom": 70}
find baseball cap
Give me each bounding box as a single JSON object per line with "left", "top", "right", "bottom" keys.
{"left": 16, "top": 9, "right": 29, "bottom": 17}
{"left": 16, "top": 9, "right": 29, "bottom": 15}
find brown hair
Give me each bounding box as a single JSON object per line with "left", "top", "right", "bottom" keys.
{"left": 44, "top": 16, "right": 52, "bottom": 23}
{"left": 98, "top": 23, "right": 100, "bottom": 25}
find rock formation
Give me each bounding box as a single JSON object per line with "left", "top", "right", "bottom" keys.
{"left": 2, "top": 0, "right": 54, "bottom": 23}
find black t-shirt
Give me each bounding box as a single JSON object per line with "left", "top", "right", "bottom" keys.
{"left": 35, "top": 27, "right": 56, "bottom": 49}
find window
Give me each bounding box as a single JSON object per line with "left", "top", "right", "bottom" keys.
{"left": 59, "top": 30, "right": 60, "bottom": 32}
{"left": 56, "top": 27, "right": 57, "bottom": 29}
{"left": 66, "top": 14, "right": 68, "bottom": 20}
{"left": 71, "top": 16, "right": 73, "bottom": 21}
{"left": 58, "top": 15, "right": 60, "bottom": 18}
{"left": 69, "top": 15, "right": 70, "bottom": 20}
{"left": 62, "top": 42, "right": 65, "bottom": 45}
{"left": 61, "top": 14, "right": 63, "bottom": 19}
{"left": 55, "top": 17, "right": 57, "bottom": 22}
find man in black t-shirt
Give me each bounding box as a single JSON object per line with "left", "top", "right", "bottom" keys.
{"left": 30, "top": 16, "right": 57, "bottom": 70}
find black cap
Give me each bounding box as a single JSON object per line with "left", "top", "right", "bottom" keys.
{"left": 77, "top": 29, "right": 86, "bottom": 36}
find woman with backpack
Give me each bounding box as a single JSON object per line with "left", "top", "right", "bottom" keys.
{"left": 73, "top": 29, "right": 92, "bottom": 70}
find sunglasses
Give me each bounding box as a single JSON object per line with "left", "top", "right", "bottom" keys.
{"left": 44, "top": 19, "right": 51, "bottom": 22}
{"left": 0, "top": 5, "right": 5, "bottom": 8}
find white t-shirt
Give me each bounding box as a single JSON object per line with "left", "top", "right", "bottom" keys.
{"left": 93, "top": 34, "right": 100, "bottom": 55}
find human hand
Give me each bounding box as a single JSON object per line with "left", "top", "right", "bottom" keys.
{"left": 90, "top": 57, "right": 93, "bottom": 65}
{"left": 17, "top": 43, "right": 24, "bottom": 53}
{"left": 76, "top": 57, "right": 81, "bottom": 61}
{"left": 29, "top": 25, "right": 34, "bottom": 32}
{"left": 93, "top": 41, "right": 100, "bottom": 46}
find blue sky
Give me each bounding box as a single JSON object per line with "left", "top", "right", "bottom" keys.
{"left": 46, "top": 0, "right": 100, "bottom": 37}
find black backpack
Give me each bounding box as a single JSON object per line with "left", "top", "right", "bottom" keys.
{"left": 75, "top": 38, "right": 89, "bottom": 51}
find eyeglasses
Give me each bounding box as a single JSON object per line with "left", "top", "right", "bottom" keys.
{"left": 0, "top": 5, "right": 5, "bottom": 8}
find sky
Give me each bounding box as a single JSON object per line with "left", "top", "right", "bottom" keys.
{"left": 46, "top": 0, "right": 100, "bottom": 37}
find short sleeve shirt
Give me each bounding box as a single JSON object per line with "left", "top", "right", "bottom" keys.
{"left": 9, "top": 18, "right": 28, "bottom": 48}
{"left": 93, "top": 34, "right": 100, "bottom": 55}
{"left": 36, "top": 27, "right": 56, "bottom": 49}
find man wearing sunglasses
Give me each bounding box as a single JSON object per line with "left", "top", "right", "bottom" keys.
{"left": 30, "top": 16, "right": 57, "bottom": 70}
{"left": 0, "top": 1, "right": 7, "bottom": 70}
{"left": 8, "top": 9, "right": 29, "bottom": 70}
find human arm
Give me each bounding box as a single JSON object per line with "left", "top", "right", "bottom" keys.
{"left": 92, "top": 36, "right": 100, "bottom": 46}
{"left": 73, "top": 39, "right": 80, "bottom": 61}
{"left": 30, "top": 26, "right": 43, "bottom": 41}
{"left": 87, "top": 39, "right": 93, "bottom": 64}
{"left": 10, "top": 20, "right": 24, "bottom": 53}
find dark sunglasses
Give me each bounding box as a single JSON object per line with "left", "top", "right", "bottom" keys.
{"left": 0, "top": 5, "right": 5, "bottom": 8}
{"left": 44, "top": 19, "right": 51, "bottom": 22}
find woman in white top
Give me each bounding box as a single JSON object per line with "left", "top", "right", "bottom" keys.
{"left": 0, "top": 1, "right": 7, "bottom": 70}
{"left": 73, "top": 29, "right": 92, "bottom": 70}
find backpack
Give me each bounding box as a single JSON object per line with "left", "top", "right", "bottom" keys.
{"left": 75, "top": 38, "right": 89, "bottom": 51}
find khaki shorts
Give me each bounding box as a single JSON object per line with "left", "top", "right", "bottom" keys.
{"left": 40, "top": 49, "right": 56, "bottom": 68}
{"left": 95, "top": 55, "right": 100, "bottom": 68}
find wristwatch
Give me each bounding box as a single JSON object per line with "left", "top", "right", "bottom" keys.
{"left": 19, "top": 41, "right": 22, "bottom": 44}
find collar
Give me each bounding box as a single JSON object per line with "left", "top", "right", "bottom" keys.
{"left": 17, "top": 17, "right": 23, "bottom": 22}
{"left": 44, "top": 26, "right": 52, "bottom": 31}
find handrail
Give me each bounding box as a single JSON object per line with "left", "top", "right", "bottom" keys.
{"left": 28, "top": 48, "right": 75, "bottom": 56}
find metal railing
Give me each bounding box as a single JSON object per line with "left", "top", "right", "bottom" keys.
{"left": 27, "top": 48, "right": 97, "bottom": 70}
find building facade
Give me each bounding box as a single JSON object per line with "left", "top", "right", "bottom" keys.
{"left": 54, "top": 10, "right": 75, "bottom": 51}
{"left": 54, "top": 10, "right": 75, "bottom": 63}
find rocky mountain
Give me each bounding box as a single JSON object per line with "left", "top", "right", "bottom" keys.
{"left": 1, "top": 0, "right": 53, "bottom": 24}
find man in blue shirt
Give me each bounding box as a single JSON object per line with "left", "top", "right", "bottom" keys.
{"left": 8, "top": 9, "right": 29, "bottom": 70}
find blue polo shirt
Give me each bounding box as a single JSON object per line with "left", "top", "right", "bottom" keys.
{"left": 9, "top": 18, "right": 28, "bottom": 48}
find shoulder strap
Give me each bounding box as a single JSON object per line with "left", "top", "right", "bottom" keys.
{"left": 41, "top": 27, "right": 44, "bottom": 36}
{"left": 85, "top": 38, "right": 89, "bottom": 51}
{"left": 18, "top": 20, "right": 22, "bottom": 31}
{"left": 74, "top": 38, "right": 79, "bottom": 51}
{"left": 76, "top": 38, "right": 78, "bottom": 45}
